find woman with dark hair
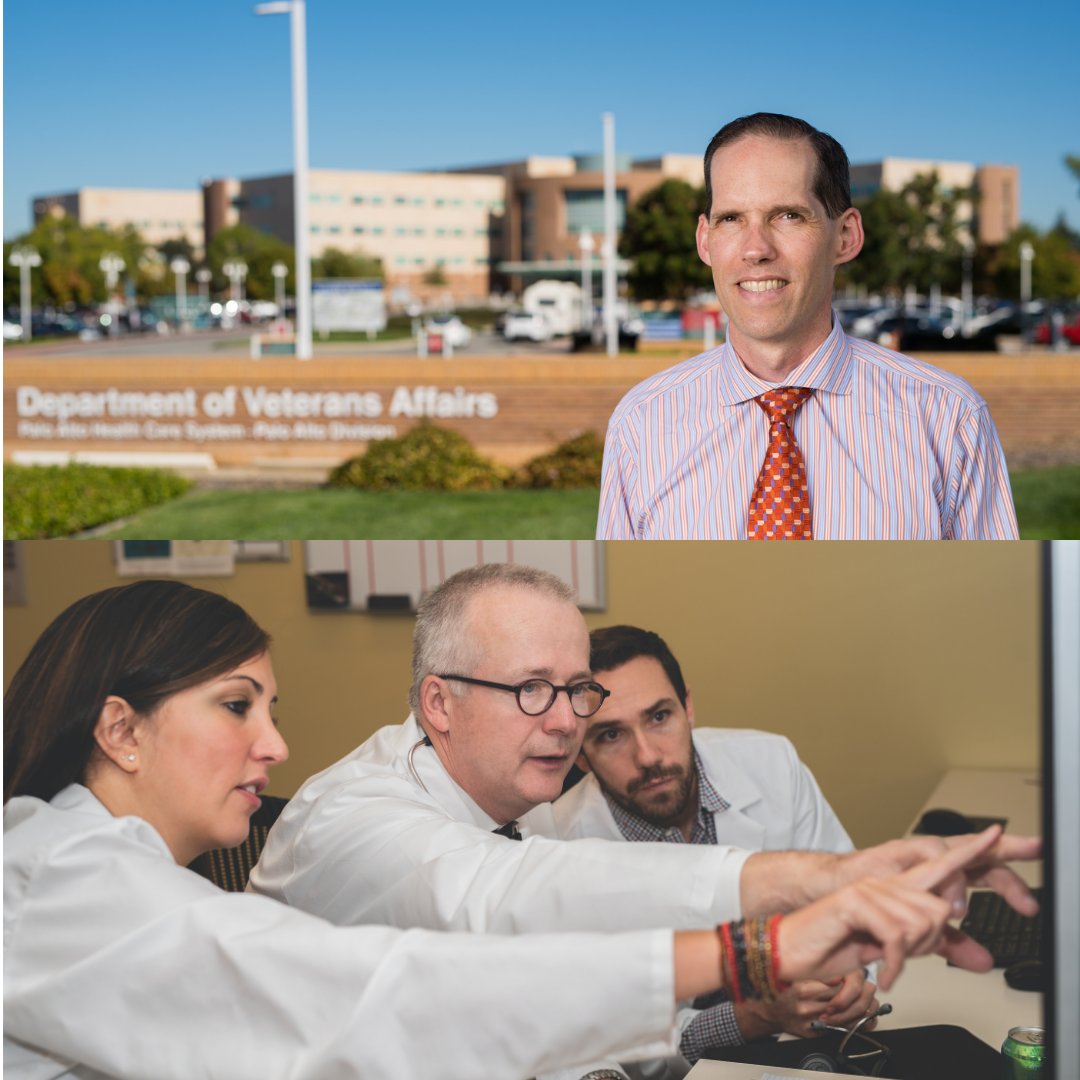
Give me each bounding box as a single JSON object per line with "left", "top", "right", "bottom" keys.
{"left": 3, "top": 580, "right": 1027, "bottom": 1080}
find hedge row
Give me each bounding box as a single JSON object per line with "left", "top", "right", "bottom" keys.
{"left": 326, "top": 424, "right": 604, "bottom": 492}
{"left": 4, "top": 464, "right": 192, "bottom": 539}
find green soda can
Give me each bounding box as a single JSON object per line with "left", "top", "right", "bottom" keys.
{"left": 1002, "top": 1026, "right": 1045, "bottom": 1079}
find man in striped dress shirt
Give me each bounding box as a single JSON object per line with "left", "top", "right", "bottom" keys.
{"left": 597, "top": 113, "right": 1018, "bottom": 539}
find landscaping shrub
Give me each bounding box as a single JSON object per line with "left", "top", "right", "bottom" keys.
{"left": 4, "top": 463, "right": 192, "bottom": 539}
{"left": 517, "top": 430, "right": 604, "bottom": 489}
{"left": 326, "top": 422, "right": 512, "bottom": 491}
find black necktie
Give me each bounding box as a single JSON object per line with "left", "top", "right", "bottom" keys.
{"left": 492, "top": 821, "right": 522, "bottom": 840}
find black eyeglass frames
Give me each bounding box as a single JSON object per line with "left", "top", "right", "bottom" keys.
{"left": 438, "top": 674, "right": 610, "bottom": 718}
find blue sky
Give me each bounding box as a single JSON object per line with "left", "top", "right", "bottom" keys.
{"left": 4, "top": 0, "right": 1079, "bottom": 240}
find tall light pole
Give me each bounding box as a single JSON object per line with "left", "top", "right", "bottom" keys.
{"left": 1019, "top": 240, "right": 1035, "bottom": 342}
{"left": 223, "top": 259, "right": 248, "bottom": 304}
{"left": 961, "top": 239, "right": 974, "bottom": 325}
{"left": 255, "top": 0, "right": 312, "bottom": 359}
{"left": 99, "top": 253, "right": 125, "bottom": 336}
{"left": 272, "top": 260, "right": 288, "bottom": 315}
{"left": 196, "top": 267, "right": 212, "bottom": 302}
{"left": 578, "top": 229, "right": 594, "bottom": 334}
{"left": 602, "top": 111, "right": 618, "bottom": 357}
{"left": 8, "top": 245, "right": 41, "bottom": 340}
{"left": 170, "top": 256, "right": 190, "bottom": 330}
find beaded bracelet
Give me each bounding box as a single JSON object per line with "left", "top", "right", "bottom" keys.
{"left": 715, "top": 915, "right": 792, "bottom": 1003}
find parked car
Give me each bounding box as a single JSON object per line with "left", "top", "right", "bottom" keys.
{"left": 502, "top": 309, "right": 552, "bottom": 342}
{"left": 3, "top": 319, "right": 23, "bottom": 341}
{"left": 424, "top": 314, "right": 471, "bottom": 348}
{"left": 873, "top": 315, "right": 999, "bottom": 352}
{"left": 1034, "top": 310, "right": 1080, "bottom": 347}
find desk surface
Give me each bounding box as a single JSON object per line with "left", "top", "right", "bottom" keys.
{"left": 879, "top": 767, "right": 1042, "bottom": 1049}
{"left": 688, "top": 768, "right": 1043, "bottom": 1077}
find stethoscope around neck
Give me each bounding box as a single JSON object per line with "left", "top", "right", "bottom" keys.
{"left": 407, "top": 735, "right": 433, "bottom": 793}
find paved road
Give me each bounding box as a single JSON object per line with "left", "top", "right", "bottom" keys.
{"left": 8, "top": 327, "right": 578, "bottom": 359}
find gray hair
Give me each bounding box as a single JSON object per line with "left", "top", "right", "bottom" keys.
{"left": 408, "top": 562, "right": 576, "bottom": 716}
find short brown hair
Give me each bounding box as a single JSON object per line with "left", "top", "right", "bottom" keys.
{"left": 703, "top": 112, "right": 852, "bottom": 220}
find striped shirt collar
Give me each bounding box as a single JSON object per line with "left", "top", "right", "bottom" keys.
{"left": 716, "top": 316, "right": 853, "bottom": 405}
{"left": 605, "top": 747, "right": 730, "bottom": 845}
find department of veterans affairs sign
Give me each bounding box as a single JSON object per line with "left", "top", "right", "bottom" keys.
{"left": 13, "top": 384, "right": 498, "bottom": 445}
{"left": 3, "top": 353, "right": 653, "bottom": 468}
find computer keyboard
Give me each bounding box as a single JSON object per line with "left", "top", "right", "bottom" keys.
{"left": 960, "top": 888, "right": 1043, "bottom": 967}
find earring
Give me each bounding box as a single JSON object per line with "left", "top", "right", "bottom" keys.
{"left": 126, "top": 754, "right": 136, "bottom": 762}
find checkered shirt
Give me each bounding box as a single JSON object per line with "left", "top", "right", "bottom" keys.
{"left": 603, "top": 752, "right": 749, "bottom": 1059}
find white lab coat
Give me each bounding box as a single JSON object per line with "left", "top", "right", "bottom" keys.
{"left": 551, "top": 728, "right": 854, "bottom": 854}
{"left": 249, "top": 714, "right": 750, "bottom": 934}
{"left": 3, "top": 784, "right": 683, "bottom": 1080}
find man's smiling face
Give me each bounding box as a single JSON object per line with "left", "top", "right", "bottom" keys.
{"left": 696, "top": 134, "right": 862, "bottom": 373}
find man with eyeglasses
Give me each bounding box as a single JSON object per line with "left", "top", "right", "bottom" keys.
{"left": 549, "top": 624, "right": 875, "bottom": 1073}
{"left": 250, "top": 561, "right": 1038, "bottom": 1077}
{"left": 252, "top": 562, "right": 756, "bottom": 940}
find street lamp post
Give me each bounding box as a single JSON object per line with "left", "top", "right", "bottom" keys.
{"left": 196, "top": 267, "right": 212, "bottom": 302}
{"left": 255, "top": 0, "right": 312, "bottom": 359}
{"left": 99, "top": 253, "right": 125, "bottom": 336}
{"left": 272, "top": 260, "right": 288, "bottom": 315}
{"left": 8, "top": 245, "right": 41, "bottom": 341}
{"left": 961, "top": 241, "right": 975, "bottom": 325}
{"left": 601, "top": 111, "right": 617, "bottom": 357}
{"left": 578, "top": 229, "right": 594, "bottom": 334}
{"left": 222, "top": 259, "right": 248, "bottom": 305}
{"left": 1019, "top": 241, "right": 1035, "bottom": 343}
{"left": 170, "top": 256, "right": 190, "bottom": 330}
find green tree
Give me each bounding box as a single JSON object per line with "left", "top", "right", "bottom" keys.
{"left": 3, "top": 217, "right": 151, "bottom": 309}
{"left": 313, "top": 246, "right": 384, "bottom": 280}
{"left": 1065, "top": 154, "right": 1080, "bottom": 197}
{"left": 205, "top": 224, "right": 294, "bottom": 301}
{"left": 619, "top": 179, "right": 714, "bottom": 302}
{"left": 991, "top": 224, "right": 1080, "bottom": 301}
{"left": 842, "top": 172, "right": 975, "bottom": 296}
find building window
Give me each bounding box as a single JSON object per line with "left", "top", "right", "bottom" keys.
{"left": 352, "top": 195, "right": 365, "bottom": 204}
{"left": 328, "top": 225, "right": 342, "bottom": 234}
{"left": 414, "top": 227, "right": 424, "bottom": 236}
{"left": 371, "top": 196, "right": 384, "bottom": 205}
{"left": 413, "top": 197, "right": 424, "bottom": 206}
{"left": 353, "top": 226, "right": 366, "bottom": 234}
{"left": 395, "top": 227, "right": 407, "bottom": 236}
{"left": 372, "top": 226, "right": 384, "bottom": 235}
{"left": 564, "top": 189, "right": 627, "bottom": 234}
{"left": 394, "top": 196, "right": 407, "bottom": 205}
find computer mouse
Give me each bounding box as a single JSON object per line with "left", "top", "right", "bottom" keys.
{"left": 915, "top": 807, "right": 975, "bottom": 836}
{"left": 1004, "top": 960, "right": 1045, "bottom": 992}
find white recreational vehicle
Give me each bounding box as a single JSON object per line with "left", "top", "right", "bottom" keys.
{"left": 521, "top": 280, "right": 585, "bottom": 337}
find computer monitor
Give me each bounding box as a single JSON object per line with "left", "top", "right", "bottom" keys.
{"left": 1042, "top": 540, "right": 1078, "bottom": 1080}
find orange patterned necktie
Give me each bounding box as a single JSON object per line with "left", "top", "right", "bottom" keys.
{"left": 746, "top": 387, "right": 814, "bottom": 540}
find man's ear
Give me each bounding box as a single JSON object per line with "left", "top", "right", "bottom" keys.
{"left": 685, "top": 689, "right": 696, "bottom": 731}
{"left": 834, "top": 207, "right": 864, "bottom": 267}
{"left": 575, "top": 747, "right": 593, "bottom": 774}
{"left": 93, "top": 696, "right": 141, "bottom": 773}
{"left": 696, "top": 213, "right": 713, "bottom": 267}
{"left": 419, "top": 675, "right": 453, "bottom": 735}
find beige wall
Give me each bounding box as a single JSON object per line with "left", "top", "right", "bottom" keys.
{"left": 4, "top": 541, "right": 1039, "bottom": 848}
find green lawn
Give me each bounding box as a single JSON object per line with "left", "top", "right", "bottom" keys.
{"left": 98, "top": 488, "right": 601, "bottom": 539}
{"left": 90, "top": 464, "right": 1080, "bottom": 539}
{"left": 1010, "top": 464, "right": 1080, "bottom": 539}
